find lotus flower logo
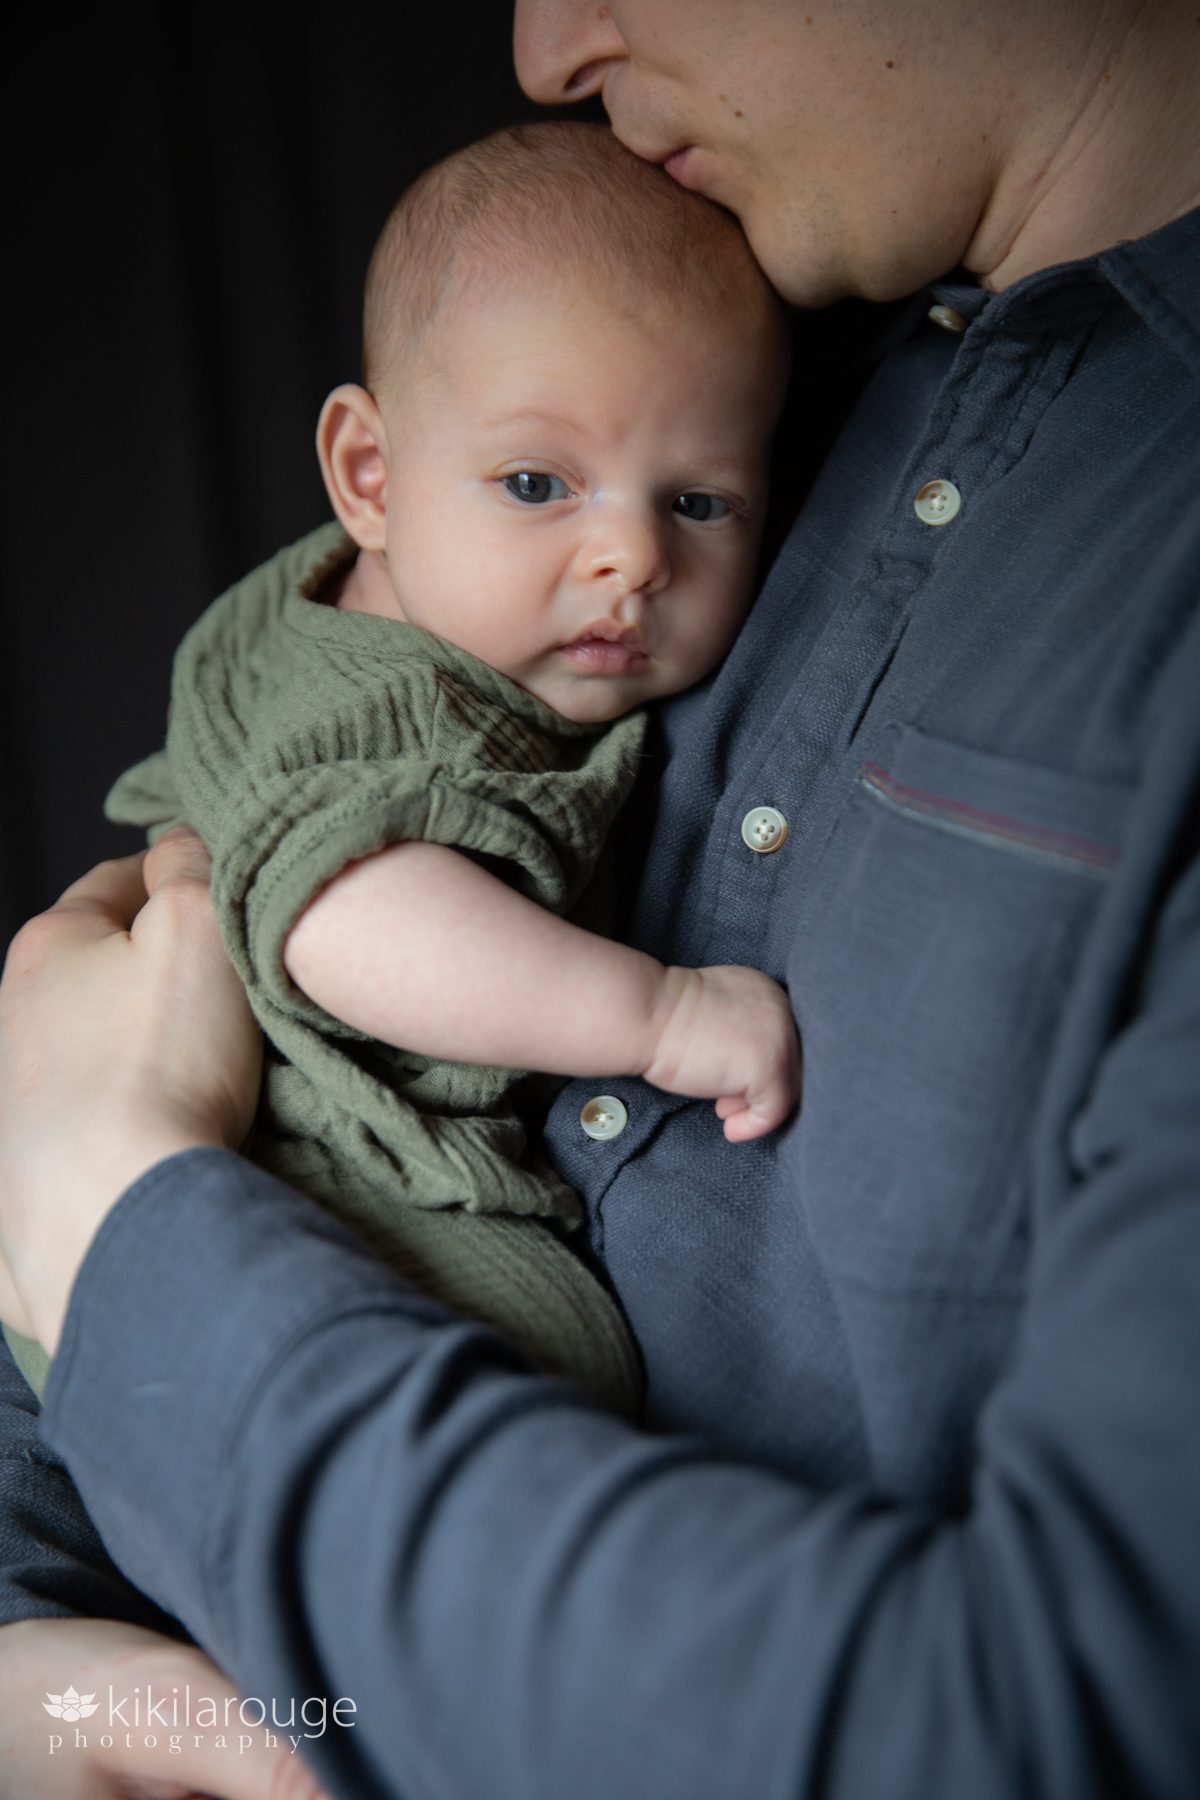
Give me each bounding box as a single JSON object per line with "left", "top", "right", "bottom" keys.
{"left": 43, "top": 1685, "right": 99, "bottom": 1721}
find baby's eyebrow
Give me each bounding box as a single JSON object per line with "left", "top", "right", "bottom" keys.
{"left": 479, "top": 407, "right": 585, "bottom": 436}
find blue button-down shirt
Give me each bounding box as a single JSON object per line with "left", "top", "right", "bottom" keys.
{"left": 19, "top": 204, "right": 1200, "bottom": 1799}
{"left": 545, "top": 208, "right": 1200, "bottom": 1510}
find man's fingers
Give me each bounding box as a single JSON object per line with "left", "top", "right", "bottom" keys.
{"left": 137, "top": 831, "right": 231, "bottom": 968}
{"left": 144, "top": 824, "right": 213, "bottom": 895}
{"left": 2, "top": 858, "right": 147, "bottom": 981}
{"left": 0, "top": 1263, "right": 34, "bottom": 1338}
{"left": 51, "top": 854, "right": 150, "bottom": 935}
{"left": 101, "top": 1729, "right": 332, "bottom": 1799}
{"left": 0, "top": 1620, "right": 333, "bottom": 1800}
{"left": 94, "top": 1696, "right": 333, "bottom": 1798}
{"left": 31, "top": 834, "right": 218, "bottom": 957}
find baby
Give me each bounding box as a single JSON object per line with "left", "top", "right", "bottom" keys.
{"left": 10, "top": 123, "right": 796, "bottom": 1413}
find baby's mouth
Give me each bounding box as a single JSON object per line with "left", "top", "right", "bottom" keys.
{"left": 561, "top": 625, "right": 650, "bottom": 674}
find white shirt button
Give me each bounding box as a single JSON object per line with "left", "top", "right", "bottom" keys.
{"left": 580, "top": 1095, "right": 628, "bottom": 1141}
{"left": 928, "top": 303, "right": 969, "bottom": 334}
{"left": 741, "top": 806, "right": 789, "bottom": 854}
{"left": 914, "top": 479, "right": 962, "bottom": 526}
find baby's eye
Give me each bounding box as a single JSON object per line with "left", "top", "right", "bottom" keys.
{"left": 503, "top": 471, "right": 571, "bottom": 504}
{"left": 672, "top": 492, "right": 731, "bottom": 523}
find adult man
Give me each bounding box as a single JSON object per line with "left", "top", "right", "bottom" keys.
{"left": 2, "top": 2, "right": 1198, "bottom": 1796}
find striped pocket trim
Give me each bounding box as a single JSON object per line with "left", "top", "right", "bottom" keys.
{"left": 858, "top": 763, "right": 1121, "bottom": 874}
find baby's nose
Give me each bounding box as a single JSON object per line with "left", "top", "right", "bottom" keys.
{"left": 585, "top": 506, "right": 670, "bottom": 598}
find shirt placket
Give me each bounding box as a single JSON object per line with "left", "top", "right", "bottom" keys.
{"left": 716, "top": 272, "right": 1100, "bottom": 981}
{"left": 546, "top": 271, "right": 1097, "bottom": 1211}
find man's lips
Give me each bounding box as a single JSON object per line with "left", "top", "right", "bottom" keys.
{"left": 618, "top": 137, "right": 703, "bottom": 192}
{"left": 661, "top": 147, "right": 699, "bottom": 188}
{"left": 612, "top": 126, "right": 696, "bottom": 180}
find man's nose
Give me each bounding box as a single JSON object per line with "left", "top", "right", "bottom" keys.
{"left": 581, "top": 506, "right": 670, "bottom": 606}
{"left": 512, "top": 0, "right": 627, "bottom": 104}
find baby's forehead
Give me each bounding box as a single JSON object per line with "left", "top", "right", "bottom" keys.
{"left": 422, "top": 261, "right": 771, "bottom": 382}
{"left": 395, "top": 273, "right": 785, "bottom": 469}
{"left": 363, "top": 124, "right": 788, "bottom": 405}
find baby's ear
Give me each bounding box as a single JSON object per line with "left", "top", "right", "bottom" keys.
{"left": 316, "top": 385, "right": 389, "bottom": 549}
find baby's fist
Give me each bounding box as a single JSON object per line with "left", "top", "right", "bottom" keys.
{"left": 643, "top": 964, "right": 801, "bottom": 1142}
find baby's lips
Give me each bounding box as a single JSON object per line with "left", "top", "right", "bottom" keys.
{"left": 566, "top": 618, "right": 648, "bottom": 650}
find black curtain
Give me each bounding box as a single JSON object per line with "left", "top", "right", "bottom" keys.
{"left": 3, "top": 3, "right": 582, "bottom": 945}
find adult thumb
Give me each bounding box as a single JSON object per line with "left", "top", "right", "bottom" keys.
{"left": 144, "top": 824, "right": 213, "bottom": 895}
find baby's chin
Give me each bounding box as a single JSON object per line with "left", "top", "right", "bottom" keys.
{"left": 520, "top": 659, "right": 713, "bottom": 724}
{"left": 528, "top": 677, "right": 653, "bottom": 726}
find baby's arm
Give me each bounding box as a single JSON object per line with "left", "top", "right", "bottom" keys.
{"left": 284, "top": 843, "right": 799, "bottom": 1142}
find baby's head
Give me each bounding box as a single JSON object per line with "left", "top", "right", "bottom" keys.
{"left": 318, "top": 122, "right": 789, "bottom": 724}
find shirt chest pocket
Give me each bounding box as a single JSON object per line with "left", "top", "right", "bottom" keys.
{"left": 783, "top": 721, "right": 1133, "bottom": 1295}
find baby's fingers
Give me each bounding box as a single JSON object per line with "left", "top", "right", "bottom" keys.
{"left": 717, "top": 1098, "right": 777, "bottom": 1143}
{"left": 717, "top": 1037, "right": 802, "bottom": 1142}
{"left": 715, "top": 1077, "right": 793, "bottom": 1141}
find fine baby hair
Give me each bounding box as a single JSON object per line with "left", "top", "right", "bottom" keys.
{"left": 360, "top": 119, "right": 790, "bottom": 399}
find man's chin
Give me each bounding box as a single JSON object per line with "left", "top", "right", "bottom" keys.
{"left": 748, "top": 232, "right": 864, "bottom": 311}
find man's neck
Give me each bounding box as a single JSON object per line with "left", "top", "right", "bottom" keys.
{"left": 964, "top": 0, "right": 1200, "bottom": 291}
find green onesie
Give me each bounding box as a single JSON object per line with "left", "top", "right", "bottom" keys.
{"left": 10, "top": 523, "right": 645, "bottom": 1413}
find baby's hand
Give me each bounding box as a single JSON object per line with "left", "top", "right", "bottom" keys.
{"left": 642, "top": 965, "right": 801, "bottom": 1143}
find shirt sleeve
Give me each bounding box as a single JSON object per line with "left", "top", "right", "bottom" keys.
{"left": 170, "top": 633, "right": 643, "bottom": 1038}
{"left": 38, "top": 813, "right": 1200, "bottom": 1800}
{"left": 0, "top": 1336, "right": 186, "bottom": 1637}
{"left": 211, "top": 752, "right": 602, "bottom": 1030}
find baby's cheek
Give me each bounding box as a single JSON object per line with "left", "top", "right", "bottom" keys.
{"left": 681, "top": 609, "right": 743, "bottom": 685}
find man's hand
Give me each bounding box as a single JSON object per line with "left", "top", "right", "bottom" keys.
{"left": 643, "top": 964, "right": 802, "bottom": 1142}
{"left": 0, "top": 830, "right": 261, "bottom": 1353}
{"left": 0, "top": 1617, "right": 329, "bottom": 1797}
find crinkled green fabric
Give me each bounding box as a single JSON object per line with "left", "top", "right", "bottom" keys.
{"left": 8, "top": 523, "right": 646, "bottom": 1414}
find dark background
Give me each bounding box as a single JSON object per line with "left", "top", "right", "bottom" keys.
{"left": 3, "top": 3, "right": 868, "bottom": 952}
